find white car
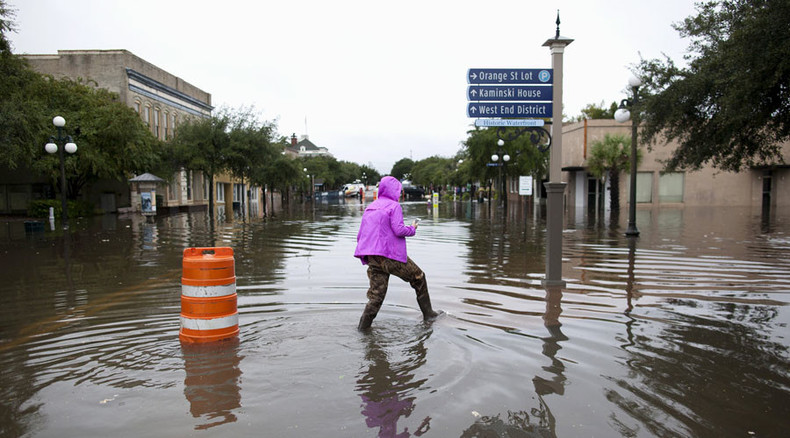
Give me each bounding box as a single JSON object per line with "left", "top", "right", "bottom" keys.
{"left": 341, "top": 184, "right": 364, "bottom": 198}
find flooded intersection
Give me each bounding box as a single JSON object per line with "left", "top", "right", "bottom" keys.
{"left": 1, "top": 201, "right": 789, "bottom": 437}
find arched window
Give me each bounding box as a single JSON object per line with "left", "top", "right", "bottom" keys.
{"left": 154, "top": 107, "right": 161, "bottom": 138}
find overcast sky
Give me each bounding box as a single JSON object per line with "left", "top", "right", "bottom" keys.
{"left": 9, "top": 0, "right": 697, "bottom": 174}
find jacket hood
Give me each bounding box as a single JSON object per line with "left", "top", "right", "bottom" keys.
{"left": 378, "top": 176, "right": 402, "bottom": 201}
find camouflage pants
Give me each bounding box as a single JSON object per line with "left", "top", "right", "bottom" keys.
{"left": 363, "top": 255, "right": 429, "bottom": 316}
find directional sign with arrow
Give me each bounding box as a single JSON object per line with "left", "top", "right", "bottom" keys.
{"left": 467, "top": 102, "right": 552, "bottom": 118}
{"left": 467, "top": 68, "right": 553, "bottom": 85}
{"left": 467, "top": 85, "right": 552, "bottom": 102}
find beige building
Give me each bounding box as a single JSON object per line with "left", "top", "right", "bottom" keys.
{"left": 505, "top": 119, "right": 790, "bottom": 214}
{"left": 22, "top": 49, "right": 265, "bottom": 216}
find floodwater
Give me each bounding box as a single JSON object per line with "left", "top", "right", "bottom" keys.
{"left": 1, "top": 199, "right": 789, "bottom": 437}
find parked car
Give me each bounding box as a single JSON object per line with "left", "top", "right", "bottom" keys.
{"left": 341, "top": 183, "right": 364, "bottom": 198}
{"left": 401, "top": 180, "right": 425, "bottom": 201}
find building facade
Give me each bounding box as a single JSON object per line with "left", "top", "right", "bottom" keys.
{"left": 21, "top": 49, "right": 263, "bottom": 216}
{"left": 504, "top": 119, "right": 790, "bottom": 215}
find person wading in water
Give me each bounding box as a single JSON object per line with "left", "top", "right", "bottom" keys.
{"left": 354, "top": 176, "right": 441, "bottom": 330}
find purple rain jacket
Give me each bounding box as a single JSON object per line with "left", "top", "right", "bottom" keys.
{"left": 354, "top": 176, "right": 415, "bottom": 265}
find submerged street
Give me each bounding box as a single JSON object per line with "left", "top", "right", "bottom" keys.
{"left": 1, "top": 200, "right": 789, "bottom": 437}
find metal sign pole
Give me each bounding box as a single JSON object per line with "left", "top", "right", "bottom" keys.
{"left": 542, "top": 14, "right": 573, "bottom": 288}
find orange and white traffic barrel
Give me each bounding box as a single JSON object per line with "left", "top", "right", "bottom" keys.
{"left": 179, "top": 247, "right": 239, "bottom": 344}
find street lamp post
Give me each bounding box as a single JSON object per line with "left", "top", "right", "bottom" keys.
{"left": 614, "top": 74, "right": 642, "bottom": 237}
{"left": 303, "top": 167, "right": 313, "bottom": 200}
{"left": 491, "top": 139, "right": 511, "bottom": 210}
{"left": 45, "top": 116, "right": 78, "bottom": 230}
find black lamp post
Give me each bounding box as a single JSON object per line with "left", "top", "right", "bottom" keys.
{"left": 45, "top": 116, "right": 78, "bottom": 230}
{"left": 614, "top": 74, "right": 642, "bottom": 237}
{"left": 303, "top": 167, "right": 313, "bottom": 199}
{"left": 491, "top": 139, "right": 511, "bottom": 209}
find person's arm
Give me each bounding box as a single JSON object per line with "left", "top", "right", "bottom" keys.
{"left": 390, "top": 204, "right": 416, "bottom": 237}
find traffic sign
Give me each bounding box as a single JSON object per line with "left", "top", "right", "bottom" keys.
{"left": 467, "top": 102, "right": 552, "bottom": 118}
{"left": 468, "top": 85, "right": 552, "bottom": 102}
{"left": 467, "top": 68, "right": 553, "bottom": 85}
{"left": 475, "top": 119, "right": 545, "bottom": 127}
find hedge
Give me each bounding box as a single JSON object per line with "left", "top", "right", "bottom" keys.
{"left": 28, "top": 199, "right": 97, "bottom": 219}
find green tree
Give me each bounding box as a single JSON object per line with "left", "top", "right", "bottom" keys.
{"left": 390, "top": 158, "right": 414, "bottom": 180}
{"left": 638, "top": 0, "right": 790, "bottom": 172}
{"left": 587, "top": 133, "right": 641, "bottom": 211}
{"left": 52, "top": 79, "right": 161, "bottom": 198}
{"left": 450, "top": 152, "right": 470, "bottom": 187}
{"left": 300, "top": 155, "right": 338, "bottom": 189}
{"left": 224, "top": 107, "right": 279, "bottom": 215}
{"left": 252, "top": 153, "right": 301, "bottom": 213}
{"left": 1, "top": 2, "right": 52, "bottom": 171}
{"left": 359, "top": 164, "right": 380, "bottom": 186}
{"left": 411, "top": 156, "right": 456, "bottom": 189}
{"left": 170, "top": 111, "right": 231, "bottom": 217}
{"left": 9, "top": 75, "right": 161, "bottom": 200}
{"left": 570, "top": 101, "right": 619, "bottom": 122}
{"left": 462, "top": 126, "right": 550, "bottom": 196}
{"left": 2, "top": 5, "right": 162, "bottom": 200}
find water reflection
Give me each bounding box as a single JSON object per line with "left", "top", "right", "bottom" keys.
{"left": 182, "top": 341, "right": 243, "bottom": 430}
{"left": 605, "top": 304, "right": 790, "bottom": 437}
{"left": 625, "top": 237, "right": 638, "bottom": 314}
{"left": 460, "top": 286, "right": 564, "bottom": 437}
{"left": 460, "top": 406, "right": 554, "bottom": 438}
{"left": 356, "top": 326, "right": 433, "bottom": 437}
{"left": 533, "top": 287, "right": 566, "bottom": 399}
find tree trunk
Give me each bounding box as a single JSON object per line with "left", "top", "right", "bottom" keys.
{"left": 609, "top": 169, "right": 620, "bottom": 211}
{"left": 262, "top": 184, "right": 268, "bottom": 218}
{"left": 208, "top": 173, "right": 215, "bottom": 220}
{"left": 240, "top": 175, "right": 246, "bottom": 220}
{"left": 270, "top": 185, "right": 276, "bottom": 216}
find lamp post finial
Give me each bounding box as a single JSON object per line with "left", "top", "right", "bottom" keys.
{"left": 555, "top": 10, "right": 561, "bottom": 38}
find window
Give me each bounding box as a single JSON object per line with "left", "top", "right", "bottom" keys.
{"left": 144, "top": 105, "right": 151, "bottom": 126}
{"left": 216, "top": 183, "right": 225, "bottom": 202}
{"left": 659, "top": 172, "right": 684, "bottom": 203}
{"left": 250, "top": 186, "right": 258, "bottom": 201}
{"left": 233, "top": 184, "right": 243, "bottom": 202}
{"left": 154, "top": 108, "right": 161, "bottom": 138}
{"left": 203, "top": 174, "right": 209, "bottom": 200}
{"left": 634, "top": 172, "right": 653, "bottom": 203}
{"left": 134, "top": 101, "right": 141, "bottom": 115}
{"left": 163, "top": 111, "right": 169, "bottom": 140}
{"left": 168, "top": 180, "right": 178, "bottom": 201}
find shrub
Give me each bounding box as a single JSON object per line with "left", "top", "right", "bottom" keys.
{"left": 28, "top": 199, "right": 98, "bottom": 218}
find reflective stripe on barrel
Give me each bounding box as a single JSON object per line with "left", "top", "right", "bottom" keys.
{"left": 179, "top": 247, "right": 239, "bottom": 344}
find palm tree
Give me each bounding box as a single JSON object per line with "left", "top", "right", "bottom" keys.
{"left": 587, "top": 133, "right": 640, "bottom": 211}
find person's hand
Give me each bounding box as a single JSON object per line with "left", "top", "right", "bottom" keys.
{"left": 412, "top": 219, "right": 419, "bottom": 228}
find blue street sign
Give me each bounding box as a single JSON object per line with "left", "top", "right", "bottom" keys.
{"left": 487, "top": 163, "right": 502, "bottom": 167}
{"left": 467, "top": 102, "right": 552, "bottom": 118}
{"left": 467, "top": 68, "right": 553, "bottom": 85}
{"left": 475, "top": 119, "right": 546, "bottom": 127}
{"left": 468, "top": 85, "right": 552, "bottom": 102}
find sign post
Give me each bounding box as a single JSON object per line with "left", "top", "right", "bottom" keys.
{"left": 465, "top": 14, "right": 570, "bottom": 289}
{"left": 541, "top": 17, "right": 573, "bottom": 288}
